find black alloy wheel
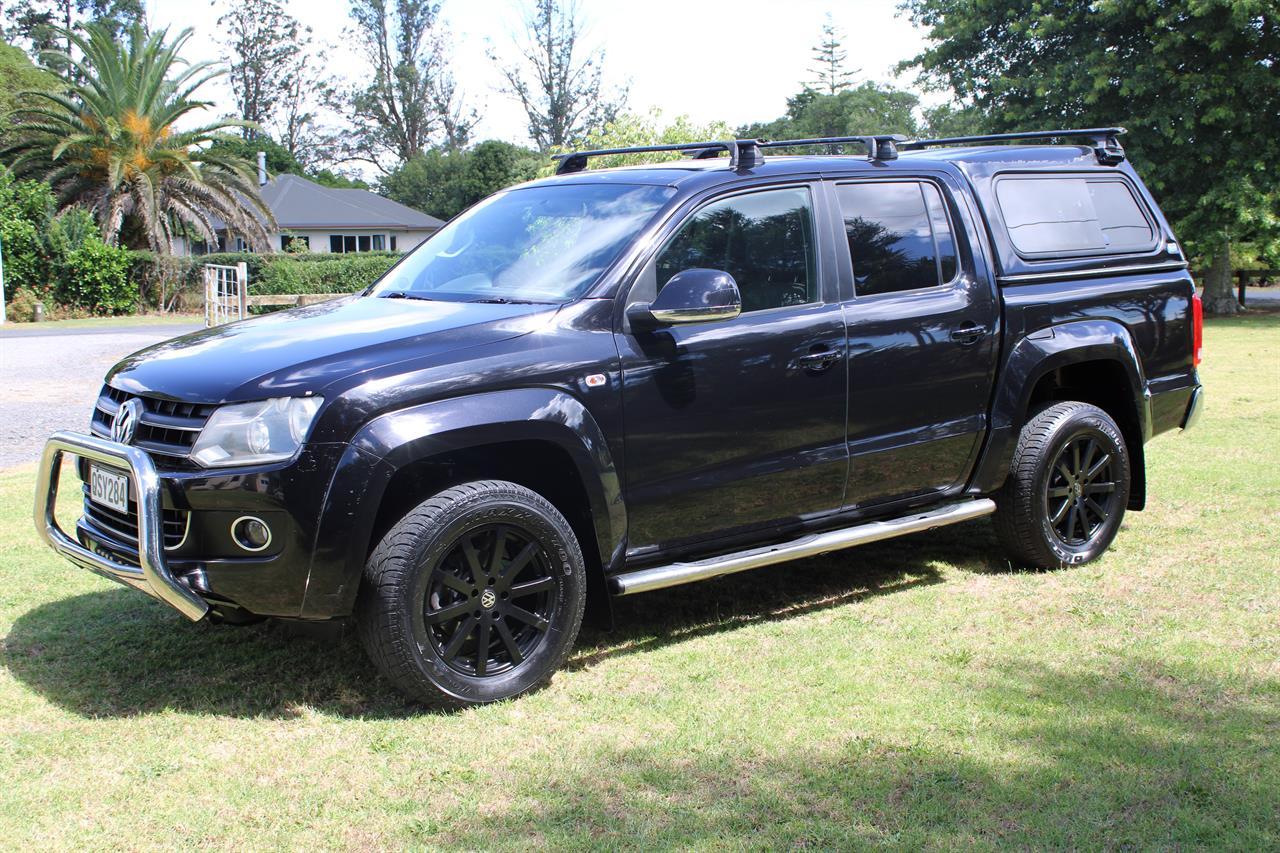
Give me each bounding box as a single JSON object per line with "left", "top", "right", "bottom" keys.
{"left": 423, "top": 524, "right": 559, "bottom": 677}
{"left": 994, "top": 401, "right": 1131, "bottom": 568}
{"left": 358, "top": 480, "right": 586, "bottom": 709}
{"left": 1045, "top": 434, "right": 1120, "bottom": 547}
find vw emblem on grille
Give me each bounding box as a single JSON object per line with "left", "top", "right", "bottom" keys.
{"left": 112, "top": 398, "right": 144, "bottom": 445}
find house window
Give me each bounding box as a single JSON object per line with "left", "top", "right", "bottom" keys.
{"left": 390, "top": 235, "right": 398, "bottom": 252}
{"left": 328, "top": 234, "right": 388, "bottom": 253}
{"left": 281, "top": 235, "right": 310, "bottom": 252}
{"left": 234, "top": 237, "right": 249, "bottom": 253}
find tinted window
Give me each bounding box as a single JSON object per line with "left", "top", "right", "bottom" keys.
{"left": 837, "top": 182, "right": 959, "bottom": 296}
{"left": 657, "top": 187, "right": 816, "bottom": 313}
{"left": 996, "top": 177, "right": 1153, "bottom": 255}
{"left": 371, "top": 184, "right": 675, "bottom": 302}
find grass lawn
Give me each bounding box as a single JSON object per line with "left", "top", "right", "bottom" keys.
{"left": 1, "top": 312, "right": 1277, "bottom": 850}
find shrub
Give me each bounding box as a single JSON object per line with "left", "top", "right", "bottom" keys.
{"left": 256, "top": 254, "right": 400, "bottom": 295}
{"left": 5, "top": 286, "right": 44, "bottom": 321}
{"left": 57, "top": 239, "right": 137, "bottom": 314}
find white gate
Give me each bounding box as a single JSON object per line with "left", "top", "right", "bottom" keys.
{"left": 203, "top": 262, "right": 248, "bottom": 327}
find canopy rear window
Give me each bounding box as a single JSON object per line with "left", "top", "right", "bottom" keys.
{"left": 995, "top": 176, "right": 1155, "bottom": 257}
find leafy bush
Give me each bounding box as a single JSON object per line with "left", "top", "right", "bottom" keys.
{"left": 57, "top": 240, "right": 137, "bottom": 314}
{"left": 5, "top": 287, "right": 44, "bottom": 322}
{"left": 256, "top": 254, "right": 400, "bottom": 295}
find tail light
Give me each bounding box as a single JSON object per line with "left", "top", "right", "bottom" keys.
{"left": 1192, "top": 293, "right": 1203, "bottom": 366}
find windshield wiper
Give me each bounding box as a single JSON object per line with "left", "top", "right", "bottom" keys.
{"left": 469, "top": 296, "right": 544, "bottom": 304}
{"left": 380, "top": 290, "right": 434, "bottom": 301}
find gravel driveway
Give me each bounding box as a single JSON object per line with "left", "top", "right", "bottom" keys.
{"left": 0, "top": 323, "right": 201, "bottom": 469}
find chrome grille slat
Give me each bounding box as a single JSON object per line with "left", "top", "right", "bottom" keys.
{"left": 89, "top": 385, "right": 217, "bottom": 465}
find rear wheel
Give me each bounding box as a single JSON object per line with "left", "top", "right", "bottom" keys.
{"left": 994, "top": 402, "right": 1131, "bottom": 568}
{"left": 357, "top": 480, "right": 586, "bottom": 708}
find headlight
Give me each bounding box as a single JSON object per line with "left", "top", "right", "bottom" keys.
{"left": 190, "top": 397, "right": 323, "bottom": 468}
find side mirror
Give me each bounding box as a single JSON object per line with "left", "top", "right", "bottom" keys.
{"left": 627, "top": 269, "right": 742, "bottom": 328}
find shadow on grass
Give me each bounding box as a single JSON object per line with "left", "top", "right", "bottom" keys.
{"left": 427, "top": 661, "right": 1280, "bottom": 850}
{"left": 1, "top": 520, "right": 1003, "bottom": 719}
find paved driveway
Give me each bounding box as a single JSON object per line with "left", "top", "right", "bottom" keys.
{"left": 0, "top": 324, "right": 201, "bottom": 469}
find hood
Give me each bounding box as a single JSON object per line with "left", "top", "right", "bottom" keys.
{"left": 107, "top": 295, "right": 555, "bottom": 402}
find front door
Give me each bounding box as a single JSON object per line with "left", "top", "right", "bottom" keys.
{"left": 618, "top": 185, "right": 848, "bottom": 555}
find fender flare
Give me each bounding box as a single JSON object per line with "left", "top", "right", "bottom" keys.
{"left": 970, "top": 319, "right": 1150, "bottom": 496}
{"left": 300, "top": 388, "right": 625, "bottom": 619}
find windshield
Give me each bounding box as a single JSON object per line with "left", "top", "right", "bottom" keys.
{"left": 369, "top": 183, "right": 676, "bottom": 303}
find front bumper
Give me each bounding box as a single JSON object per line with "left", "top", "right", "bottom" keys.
{"left": 34, "top": 431, "right": 210, "bottom": 621}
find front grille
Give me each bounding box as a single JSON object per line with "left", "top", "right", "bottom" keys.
{"left": 90, "top": 385, "right": 217, "bottom": 464}
{"left": 81, "top": 483, "right": 190, "bottom": 553}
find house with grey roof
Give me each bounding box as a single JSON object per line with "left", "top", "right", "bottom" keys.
{"left": 186, "top": 171, "right": 445, "bottom": 256}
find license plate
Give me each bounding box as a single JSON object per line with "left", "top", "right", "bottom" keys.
{"left": 89, "top": 464, "right": 129, "bottom": 514}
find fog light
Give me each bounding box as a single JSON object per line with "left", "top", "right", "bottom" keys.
{"left": 231, "top": 516, "right": 272, "bottom": 552}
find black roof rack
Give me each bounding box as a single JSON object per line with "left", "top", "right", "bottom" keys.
{"left": 551, "top": 126, "right": 1128, "bottom": 175}
{"left": 902, "top": 127, "right": 1127, "bottom": 165}
{"left": 554, "top": 140, "right": 765, "bottom": 174}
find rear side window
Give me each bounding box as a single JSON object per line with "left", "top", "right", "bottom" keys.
{"left": 836, "top": 181, "right": 959, "bottom": 297}
{"left": 996, "top": 177, "right": 1154, "bottom": 256}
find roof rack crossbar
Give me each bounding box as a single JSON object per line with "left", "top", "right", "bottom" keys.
{"left": 760, "top": 134, "right": 907, "bottom": 161}
{"left": 902, "top": 127, "right": 1127, "bottom": 164}
{"left": 553, "top": 140, "right": 765, "bottom": 174}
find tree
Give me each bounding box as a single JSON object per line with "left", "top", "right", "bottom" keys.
{"left": 381, "top": 140, "right": 541, "bottom": 220}
{"left": 809, "top": 14, "right": 857, "bottom": 95}
{"left": 3, "top": 23, "right": 274, "bottom": 253}
{"left": 340, "top": 0, "right": 474, "bottom": 171}
{"left": 217, "top": 0, "right": 305, "bottom": 140}
{"left": 543, "top": 109, "right": 732, "bottom": 173}
{"left": 273, "top": 47, "right": 339, "bottom": 170}
{"left": 209, "top": 134, "right": 367, "bottom": 189}
{"left": 739, "top": 83, "right": 920, "bottom": 142}
{"left": 493, "top": 0, "right": 627, "bottom": 151}
{"left": 3, "top": 0, "right": 142, "bottom": 69}
{"left": 0, "top": 39, "right": 60, "bottom": 149}
{"left": 901, "top": 0, "right": 1279, "bottom": 314}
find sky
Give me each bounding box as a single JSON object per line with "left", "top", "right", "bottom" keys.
{"left": 145, "top": 0, "right": 940, "bottom": 168}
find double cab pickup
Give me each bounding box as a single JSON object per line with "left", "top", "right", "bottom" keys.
{"left": 36, "top": 128, "right": 1203, "bottom": 707}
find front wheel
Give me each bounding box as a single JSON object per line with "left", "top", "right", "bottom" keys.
{"left": 357, "top": 480, "right": 586, "bottom": 709}
{"left": 994, "top": 402, "right": 1131, "bottom": 569}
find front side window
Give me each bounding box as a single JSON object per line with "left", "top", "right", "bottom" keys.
{"left": 837, "top": 181, "right": 958, "bottom": 297}
{"left": 995, "top": 176, "right": 1154, "bottom": 256}
{"left": 656, "top": 187, "right": 817, "bottom": 313}
{"left": 370, "top": 183, "right": 675, "bottom": 303}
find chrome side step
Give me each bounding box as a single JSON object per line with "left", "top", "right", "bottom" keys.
{"left": 610, "top": 498, "right": 996, "bottom": 595}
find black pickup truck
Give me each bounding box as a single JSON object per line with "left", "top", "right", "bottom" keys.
{"left": 36, "top": 128, "right": 1203, "bottom": 707}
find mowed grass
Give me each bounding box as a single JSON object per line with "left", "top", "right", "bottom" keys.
{"left": 1, "top": 314, "right": 1277, "bottom": 851}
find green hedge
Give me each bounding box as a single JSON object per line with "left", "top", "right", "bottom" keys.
{"left": 122, "top": 250, "right": 403, "bottom": 311}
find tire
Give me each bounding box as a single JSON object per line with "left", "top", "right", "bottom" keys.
{"left": 357, "top": 480, "right": 587, "bottom": 709}
{"left": 994, "top": 402, "right": 1131, "bottom": 569}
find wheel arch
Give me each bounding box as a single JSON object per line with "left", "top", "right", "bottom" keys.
{"left": 971, "top": 319, "right": 1149, "bottom": 508}
{"left": 301, "top": 388, "right": 625, "bottom": 623}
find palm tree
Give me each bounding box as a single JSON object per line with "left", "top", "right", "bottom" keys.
{"left": 3, "top": 23, "right": 274, "bottom": 254}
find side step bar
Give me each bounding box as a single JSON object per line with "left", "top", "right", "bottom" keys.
{"left": 610, "top": 499, "right": 996, "bottom": 596}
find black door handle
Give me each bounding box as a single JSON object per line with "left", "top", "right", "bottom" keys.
{"left": 950, "top": 323, "right": 987, "bottom": 346}
{"left": 797, "top": 349, "right": 842, "bottom": 371}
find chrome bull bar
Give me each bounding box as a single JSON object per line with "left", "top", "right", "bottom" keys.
{"left": 33, "top": 431, "right": 209, "bottom": 621}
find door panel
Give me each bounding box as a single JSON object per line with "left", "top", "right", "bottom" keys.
{"left": 834, "top": 178, "right": 999, "bottom": 508}
{"left": 619, "top": 185, "right": 848, "bottom": 553}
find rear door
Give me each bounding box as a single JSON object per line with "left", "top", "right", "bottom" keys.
{"left": 617, "top": 183, "right": 848, "bottom": 554}
{"left": 831, "top": 175, "right": 999, "bottom": 508}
